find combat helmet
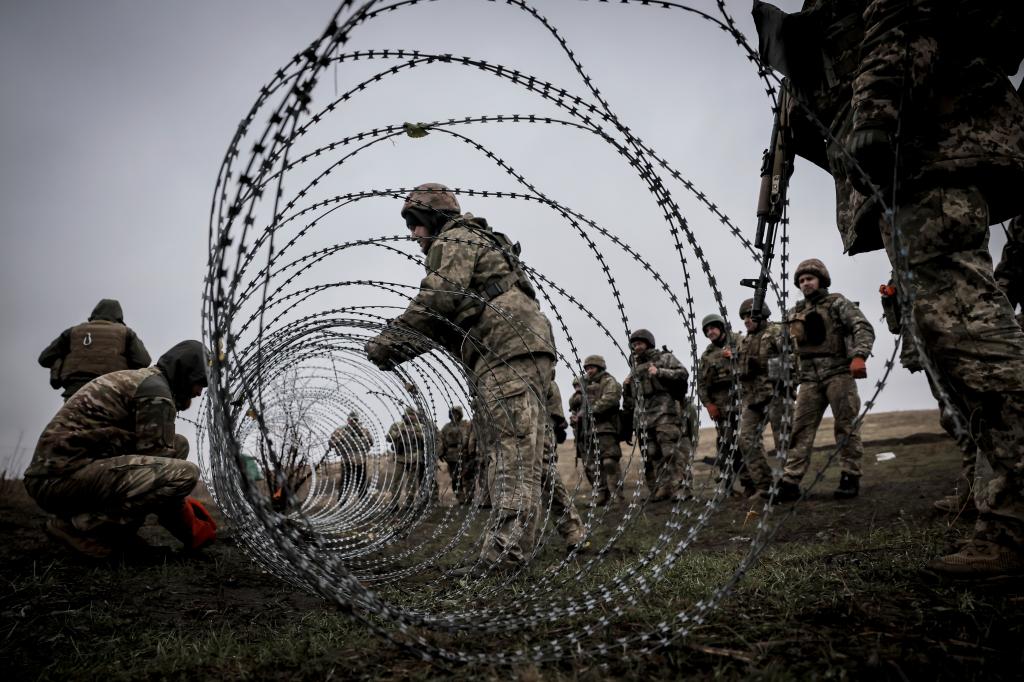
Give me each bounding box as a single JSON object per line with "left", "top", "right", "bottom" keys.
{"left": 583, "top": 354, "right": 607, "bottom": 370}
{"left": 793, "top": 258, "right": 831, "bottom": 288}
{"left": 701, "top": 314, "right": 726, "bottom": 335}
{"left": 449, "top": 406, "right": 463, "bottom": 420}
{"left": 629, "top": 328, "right": 656, "bottom": 349}
{"left": 739, "top": 298, "right": 771, "bottom": 319}
{"left": 401, "top": 183, "right": 461, "bottom": 233}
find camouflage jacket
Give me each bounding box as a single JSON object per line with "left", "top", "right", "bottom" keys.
{"left": 787, "top": 289, "right": 875, "bottom": 382}
{"left": 622, "top": 347, "right": 689, "bottom": 426}
{"left": 546, "top": 380, "right": 568, "bottom": 431}
{"left": 568, "top": 387, "right": 585, "bottom": 440}
{"left": 438, "top": 419, "right": 470, "bottom": 462}
{"left": 770, "top": 0, "right": 1024, "bottom": 255}
{"left": 386, "top": 416, "right": 425, "bottom": 464}
{"left": 697, "top": 331, "right": 742, "bottom": 407}
{"left": 464, "top": 421, "right": 480, "bottom": 461}
{"left": 25, "top": 367, "right": 180, "bottom": 479}
{"left": 995, "top": 214, "right": 1023, "bottom": 313}
{"left": 580, "top": 369, "right": 621, "bottom": 435}
{"left": 373, "top": 213, "right": 556, "bottom": 374}
{"left": 330, "top": 422, "right": 373, "bottom": 461}
{"left": 738, "top": 321, "right": 796, "bottom": 404}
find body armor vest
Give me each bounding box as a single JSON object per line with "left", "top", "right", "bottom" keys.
{"left": 790, "top": 297, "right": 847, "bottom": 358}
{"left": 61, "top": 321, "right": 129, "bottom": 380}
{"left": 443, "top": 424, "right": 464, "bottom": 449}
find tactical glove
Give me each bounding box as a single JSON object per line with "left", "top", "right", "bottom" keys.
{"left": 847, "top": 126, "right": 894, "bottom": 195}
{"left": 366, "top": 337, "right": 398, "bottom": 370}
{"left": 705, "top": 403, "right": 721, "bottom": 421}
{"left": 554, "top": 424, "right": 567, "bottom": 445}
{"left": 850, "top": 357, "right": 868, "bottom": 379}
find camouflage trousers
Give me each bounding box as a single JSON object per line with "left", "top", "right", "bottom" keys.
{"left": 738, "top": 396, "right": 786, "bottom": 492}
{"left": 785, "top": 373, "right": 863, "bottom": 484}
{"left": 884, "top": 185, "right": 1024, "bottom": 546}
{"left": 338, "top": 461, "right": 367, "bottom": 499}
{"left": 393, "top": 456, "right": 434, "bottom": 507}
{"left": 712, "top": 402, "right": 751, "bottom": 492}
{"left": 638, "top": 419, "right": 691, "bottom": 496}
{"left": 25, "top": 434, "right": 196, "bottom": 533}
{"left": 479, "top": 354, "right": 552, "bottom": 566}
{"left": 536, "top": 425, "right": 584, "bottom": 546}
{"left": 583, "top": 433, "right": 622, "bottom": 499}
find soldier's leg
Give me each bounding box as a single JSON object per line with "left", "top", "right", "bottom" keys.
{"left": 738, "top": 402, "right": 772, "bottom": 493}
{"left": 885, "top": 186, "right": 1024, "bottom": 568}
{"left": 784, "top": 382, "right": 828, "bottom": 486}
{"left": 651, "top": 422, "right": 682, "bottom": 499}
{"left": 824, "top": 373, "right": 864, "bottom": 475}
{"left": 597, "top": 434, "right": 623, "bottom": 503}
{"left": 541, "top": 451, "right": 585, "bottom": 547}
{"left": 27, "top": 454, "right": 199, "bottom": 537}
{"left": 479, "top": 356, "right": 550, "bottom": 566}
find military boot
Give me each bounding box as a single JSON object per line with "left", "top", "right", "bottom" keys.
{"left": 594, "top": 488, "right": 610, "bottom": 506}
{"left": 927, "top": 539, "right": 1024, "bottom": 578}
{"left": 933, "top": 489, "right": 975, "bottom": 515}
{"left": 834, "top": 472, "right": 861, "bottom": 499}
{"left": 763, "top": 480, "right": 801, "bottom": 503}
{"left": 45, "top": 518, "right": 115, "bottom": 559}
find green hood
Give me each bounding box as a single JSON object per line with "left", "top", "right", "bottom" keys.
{"left": 89, "top": 299, "right": 124, "bottom": 323}
{"left": 156, "top": 340, "right": 209, "bottom": 409}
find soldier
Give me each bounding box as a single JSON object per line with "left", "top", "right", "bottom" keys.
{"left": 464, "top": 418, "right": 489, "bottom": 508}
{"left": 38, "top": 299, "right": 151, "bottom": 401}
{"left": 736, "top": 299, "right": 793, "bottom": 499}
{"left": 568, "top": 376, "right": 587, "bottom": 475}
{"left": 329, "top": 412, "right": 373, "bottom": 500}
{"left": 753, "top": 1, "right": 1024, "bottom": 574}
{"left": 538, "top": 376, "right": 587, "bottom": 551}
{"left": 578, "top": 355, "right": 624, "bottom": 506}
{"left": 438, "top": 406, "right": 472, "bottom": 505}
{"left": 365, "top": 183, "right": 555, "bottom": 571}
{"left": 697, "top": 314, "right": 748, "bottom": 495}
{"left": 781, "top": 260, "right": 875, "bottom": 501}
{"left": 621, "top": 329, "right": 692, "bottom": 502}
{"left": 23, "top": 340, "right": 214, "bottom": 559}
{"left": 386, "top": 407, "right": 428, "bottom": 507}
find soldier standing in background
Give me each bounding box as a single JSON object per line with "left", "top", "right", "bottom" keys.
{"left": 697, "top": 314, "right": 749, "bottom": 496}
{"left": 366, "top": 183, "right": 556, "bottom": 572}
{"left": 438, "top": 406, "right": 472, "bottom": 505}
{"left": 24, "top": 340, "right": 214, "bottom": 559}
{"left": 386, "top": 407, "right": 427, "bottom": 507}
{"left": 579, "top": 355, "right": 624, "bottom": 506}
{"left": 736, "top": 299, "right": 793, "bottom": 499}
{"left": 753, "top": 0, "right": 1024, "bottom": 576}
{"left": 622, "top": 329, "right": 692, "bottom": 502}
{"left": 568, "top": 376, "right": 587, "bottom": 480}
{"left": 784, "top": 260, "right": 874, "bottom": 501}
{"left": 329, "top": 412, "right": 374, "bottom": 500}
{"left": 38, "top": 299, "right": 151, "bottom": 401}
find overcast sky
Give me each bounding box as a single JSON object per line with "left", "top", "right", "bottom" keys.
{"left": 2, "top": 0, "right": 1010, "bottom": 473}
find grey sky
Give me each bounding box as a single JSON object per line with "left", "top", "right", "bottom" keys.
{"left": 2, "top": 1, "right": 1006, "bottom": 472}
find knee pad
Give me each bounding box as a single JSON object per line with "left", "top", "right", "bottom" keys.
{"left": 601, "top": 458, "right": 619, "bottom": 476}
{"left": 173, "top": 434, "right": 190, "bottom": 459}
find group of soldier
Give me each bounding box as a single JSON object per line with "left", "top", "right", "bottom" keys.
{"left": 20, "top": 2, "right": 1024, "bottom": 584}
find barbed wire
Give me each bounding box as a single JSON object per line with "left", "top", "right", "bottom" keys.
{"left": 191, "top": 0, "right": 951, "bottom": 664}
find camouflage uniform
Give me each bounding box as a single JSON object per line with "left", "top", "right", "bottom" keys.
{"left": 579, "top": 356, "right": 623, "bottom": 505}
{"left": 330, "top": 415, "right": 373, "bottom": 499}
{"left": 366, "top": 183, "right": 556, "bottom": 567}
{"left": 386, "top": 409, "right": 428, "bottom": 506}
{"left": 38, "top": 299, "right": 151, "bottom": 400}
{"left": 697, "top": 319, "right": 747, "bottom": 492}
{"left": 538, "top": 379, "right": 585, "bottom": 547}
{"left": 24, "top": 340, "right": 206, "bottom": 552}
{"left": 622, "top": 331, "right": 691, "bottom": 501}
{"left": 464, "top": 419, "right": 488, "bottom": 507}
{"left": 755, "top": 1, "right": 1024, "bottom": 568}
{"left": 438, "top": 408, "right": 472, "bottom": 504}
{"left": 786, "top": 261, "right": 875, "bottom": 491}
{"left": 568, "top": 379, "right": 586, "bottom": 472}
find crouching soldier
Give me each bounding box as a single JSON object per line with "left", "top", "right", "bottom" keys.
{"left": 24, "top": 340, "right": 215, "bottom": 559}
{"left": 622, "top": 329, "right": 692, "bottom": 502}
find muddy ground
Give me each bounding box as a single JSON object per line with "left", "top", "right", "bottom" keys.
{"left": 2, "top": 410, "right": 1022, "bottom": 680}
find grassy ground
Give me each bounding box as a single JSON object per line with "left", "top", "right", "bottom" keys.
{"left": 2, "top": 410, "right": 1021, "bottom": 680}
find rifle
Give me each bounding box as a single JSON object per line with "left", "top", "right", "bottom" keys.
{"left": 741, "top": 81, "right": 794, "bottom": 320}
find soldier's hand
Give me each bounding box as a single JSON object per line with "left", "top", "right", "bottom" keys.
{"left": 847, "top": 126, "right": 894, "bottom": 195}
{"left": 849, "top": 356, "right": 868, "bottom": 379}
{"left": 647, "top": 364, "right": 658, "bottom": 376}
{"left": 554, "top": 425, "right": 567, "bottom": 444}
{"left": 705, "top": 403, "right": 721, "bottom": 421}
{"left": 365, "top": 337, "right": 396, "bottom": 370}
{"left": 722, "top": 348, "right": 733, "bottom": 360}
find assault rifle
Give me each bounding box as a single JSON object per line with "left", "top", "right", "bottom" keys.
{"left": 740, "top": 81, "right": 794, "bottom": 320}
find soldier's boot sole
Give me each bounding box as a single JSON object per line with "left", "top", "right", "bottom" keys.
{"left": 932, "top": 495, "right": 975, "bottom": 515}
{"left": 45, "top": 518, "right": 115, "bottom": 559}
